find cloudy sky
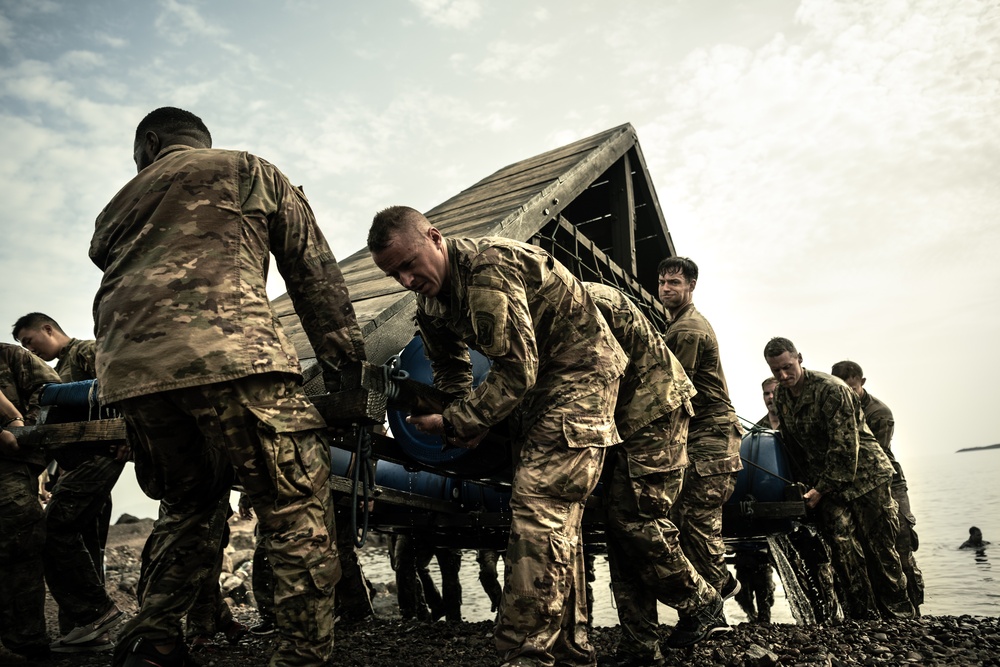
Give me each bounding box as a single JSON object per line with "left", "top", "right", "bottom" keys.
{"left": 1, "top": 0, "right": 997, "bottom": 518}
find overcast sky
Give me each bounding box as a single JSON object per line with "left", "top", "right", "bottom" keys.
{"left": 1, "top": 0, "right": 997, "bottom": 518}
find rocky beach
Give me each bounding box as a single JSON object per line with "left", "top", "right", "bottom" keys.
{"left": 3, "top": 517, "right": 997, "bottom": 667}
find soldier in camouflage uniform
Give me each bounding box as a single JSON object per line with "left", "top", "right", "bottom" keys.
{"left": 755, "top": 377, "right": 781, "bottom": 430}
{"left": 391, "top": 534, "right": 463, "bottom": 621}
{"left": 0, "top": 342, "right": 60, "bottom": 660}
{"left": 657, "top": 258, "right": 743, "bottom": 601}
{"left": 764, "top": 338, "right": 914, "bottom": 620}
{"left": 13, "top": 312, "right": 126, "bottom": 651}
{"left": 369, "top": 207, "right": 626, "bottom": 667}
{"left": 585, "top": 283, "right": 727, "bottom": 663}
{"left": 831, "top": 360, "right": 924, "bottom": 614}
{"left": 90, "top": 107, "right": 368, "bottom": 667}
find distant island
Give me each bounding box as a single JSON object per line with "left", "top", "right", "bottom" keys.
{"left": 957, "top": 443, "right": 1000, "bottom": 453}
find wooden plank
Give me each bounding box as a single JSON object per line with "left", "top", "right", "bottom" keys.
{"left": 427, "top": 153, "right": 589, "bottom": 220}
{"left": 431, "top": 184, "right": 551, "bottom": 231}
{"left": 437, "top": 125, "right": 630, "bottom": 196}
{"left": 8, "top": 419, "right": 127, "bottom": 449}
{"left": 628, "top": 145, "right": 675, "bottom": 259}
{"left": 500, "top": 128, "right": 636, "bottom": 244}
{"left": 360, "top": 298, "right": 420, "bottom": 366}
{"left": 343, "top": 275, "right": 405, "bottom": 303}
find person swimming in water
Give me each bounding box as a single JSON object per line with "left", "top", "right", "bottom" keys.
{"left": 960, "top": 526, "right": 991, "bottom": 549}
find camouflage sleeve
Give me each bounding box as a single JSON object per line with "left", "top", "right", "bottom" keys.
{"left": 250, "top": 157, "right": 368, "bottom": 377}
{"left": 814, "top": 385, "right": 862, "bottom": 495}
{"left": 866, "top": 412, "right": 894, "bottom": 453}
{"left": 13, "top": 347, "right": 61, "bottom": 424}
{"left": 416, "top": 310, "right": 474, "bottom": 401}
{"left": 664, "top": 329, "right": 703, "bottom": 380}
{"left": 68, "top": 339, "right": 97, "bottom": 381}
{"left": 441, "top": 263, "right": 537, "bottom": 439}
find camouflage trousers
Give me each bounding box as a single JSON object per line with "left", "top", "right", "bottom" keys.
{"left": 0, "top": 460, "right": 47, "bottom": 653}
{"left": 392, "top": 534, "right": 463, "bottom": 621}
{"left": 477, "top": 549, "right": 504, "bottom": 613}
{"left": 113, "top": 373, "right": 340, "bottom": 667}
{"left": 671, "top": 419, "right": 741, "bottom": 593}
{"left": 45, "top": 455, "right": 124, "bottom": 631}
{"left": 820, "top": 482, "right": 914, "bottom": 620}
{"left": 605, "top": 415, "right": 715, "bottom": 661}
{"left": 891, "top": 480, "right": 924, "bottom": 611}
{"left": 252, "top": 526, "right": 276, "bottom": 624}
{"left": 672, "top": 467, "right": 738, "bottom": 593}
{"left": 252, "top": 502, "right": 374, "bottom": 626}
{"left": 495, "top": 383, "right": 618, "bottom": 667}
{"left": 733, "top": 550, "right": 775, "bottom": 623}
{"left": 183, "top": 497, "right": 235, "bottom": 638}
{"left": 332, "top": 503, "right": 375, "bottom": 623}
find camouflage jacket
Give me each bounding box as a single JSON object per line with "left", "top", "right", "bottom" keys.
{"left": 861, "top": 391, "right": 894, "bottom": 454}
{"left": 663, "top": 302, "right": 740, "bottom": 462}
{"left": 774, "top": 369, "right": 893, "bottom": 501}
{"left": 1, "top": 342, "right": 60, "bottom": 465}
{"left": 417, "top": 238, "right": 628, "bottom": 442}
{"left": 55, "top": 338, "right": 96, "bottom": 382}
{"left": 861, "top": 390, "right": 905, "bottom": 483}
{"left": 90, "top": 145, "right": 367, "bottom": 403}
{"left": 754, "top": 415, "right": 777, "bottom": 430}
{"left": 584, "top": 283, "right": 695, "bottom": 440}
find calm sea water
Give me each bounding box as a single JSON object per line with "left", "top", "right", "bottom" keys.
{"left": 355, "top": 448, "right": 1000, "bottom": 625}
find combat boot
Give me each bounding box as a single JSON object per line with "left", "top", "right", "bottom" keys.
{"left": 665, "top": 592, "right": 730, "bottom": 649}
{"left": 122, "top": 637, "right": 198, "bottom": 667}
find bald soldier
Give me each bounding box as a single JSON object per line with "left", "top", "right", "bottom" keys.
{"left": 369, "top": 207, "right": 627, "bottom": 667}
{"left": 585, "top": 283, "right": 727, "bottom": 664}
{"left": 91, "top": 107, "right": 368, "bottom": 667}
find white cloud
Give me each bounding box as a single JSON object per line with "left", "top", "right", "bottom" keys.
{"left": 94, "top": 32, "right": 127, "bottom": 49}
{"left": 0, "top": 13, "right": 14, "bottom": 49}
{"left": 616, "top": 0, "right": 1000, "bottom": 449}
{"left": 155, "top": 0, "right": 228, "bottom": 45}
{"left": 57, "top": 50, "right": 105, "bottom": 70}
{"left": 1, "top": 59, "right": 76, "bottom": 108}
{"left": 409, "top": 0, "right": 483, "bottom": 29}
{"left": 532, "top": 8, "right": 550, "bottom": 23}
{"left": 639, "top": 0, "right": 1000, "bottom": 268}
{"left": 474, "top": 40, "right": 561, "bottom": 81}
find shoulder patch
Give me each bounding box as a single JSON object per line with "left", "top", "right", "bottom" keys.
{"left": 468, "top": 287, "right": 509, "bottom": 356}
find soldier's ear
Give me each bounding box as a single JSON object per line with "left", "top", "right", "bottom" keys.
{"left": 144, "top": 131, "right": 161, "bottom": 159}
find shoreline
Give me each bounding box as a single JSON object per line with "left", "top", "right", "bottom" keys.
{"left": 7, "top": 519, "right": 997, "bottom": 666}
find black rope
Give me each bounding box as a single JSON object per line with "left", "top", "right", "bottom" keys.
{"left": 350, "top": 425, "right": 374, "bottom": 548}
{"left": 739, "top": 454, "right": 796, "bottom": 486}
